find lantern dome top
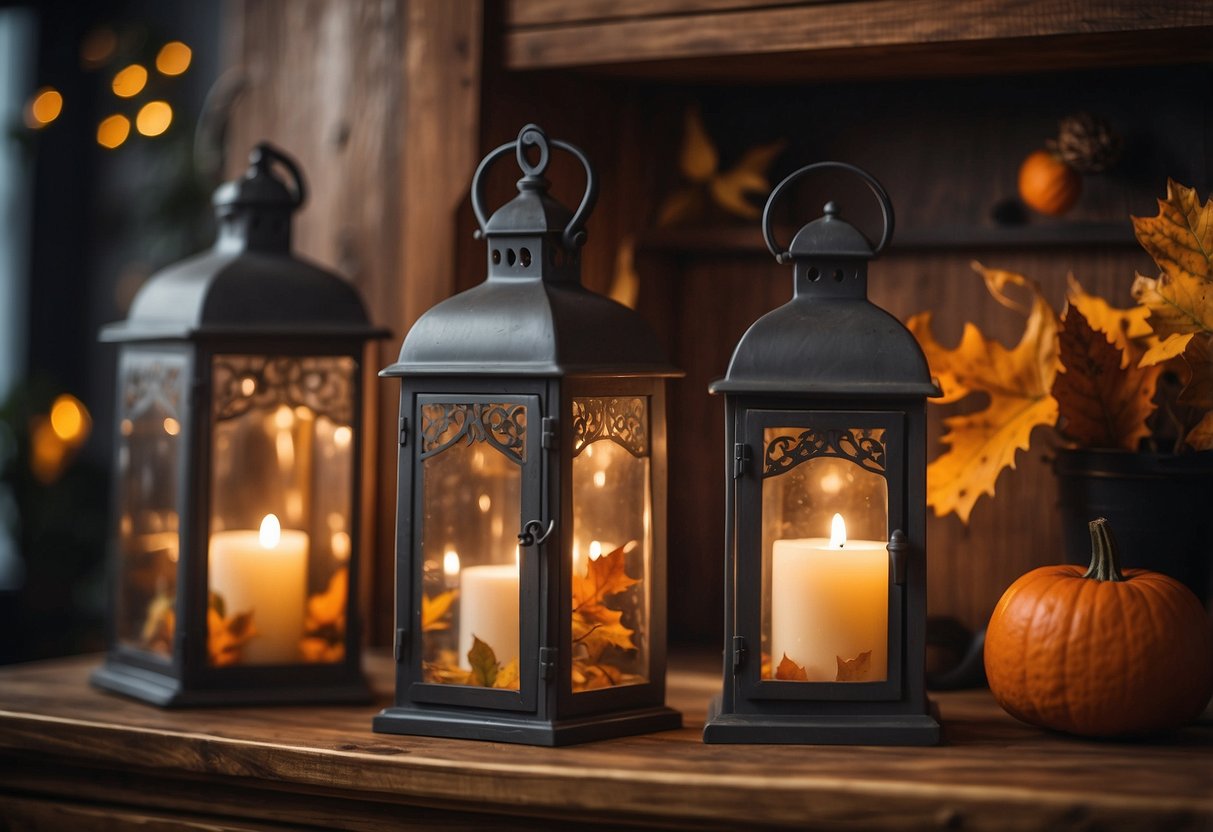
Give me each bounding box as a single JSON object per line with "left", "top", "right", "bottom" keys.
{"left": 101, "top": 143, "right": 383, "bottom": 343}
{"left": 383, "top": 124, "right": 678, "bottom": 378}
{"left": 711, "top": 162, "right": 938, "bottom": 397}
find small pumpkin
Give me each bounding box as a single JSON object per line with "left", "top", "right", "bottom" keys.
{"left": 985, "top": 518, "right": 1213, "bottom": 737}
{"left": 1018, "top": 149, "right": 1081, "bottom": 215}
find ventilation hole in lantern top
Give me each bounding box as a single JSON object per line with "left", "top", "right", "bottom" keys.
{"left": 807, "top": 267, "right": 820, "bottom": 282}
{"left": 506, "top": 249, "right": 516, "bottom": 266}
{"left": 833, "top": 269, "right": 844, "bottom": 282}
{"left": 519, "top": 247, "right": 532, "bottom": 267}
{"left": 492, "top": 249, "right": 501, "bottom": 264}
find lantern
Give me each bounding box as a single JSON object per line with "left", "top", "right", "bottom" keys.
{"left": 92, "top": 143, "right": 382, "bottom": 706}
{"left": 702, "top": 163, "right": 941, "bottom": 744}
{"left": 373, "top": 124, "right": 681, "bottom": 745}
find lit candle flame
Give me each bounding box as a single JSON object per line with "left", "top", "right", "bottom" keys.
{"left": 259, "top": 514, "right": 281, "bottom": 548}
{"left": 443, "top": 549, "right": 460, "bottom": 578}
{"left": 829, "top": 512, "right": 847, "bottom": 549}
{"left": 588, "top": 540, "right": 603, "bottom": 560}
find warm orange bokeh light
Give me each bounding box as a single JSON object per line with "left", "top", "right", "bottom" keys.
{"left": 112, "top": 64, "right": 148, "bottom": 98}
{"left": 49, "top": 394, "right": 90, "bottom": 444}
{"left": 97, "top": 114, "right": 130, "bottom": 149}
{"left": 136, "top": 101, "right": 172, "bottom": 137}
{"left": 27, "top": 88, "right": 63, "bottom": 127}
{"left": 155, "top": 41, "right": 192, "bottom": 76}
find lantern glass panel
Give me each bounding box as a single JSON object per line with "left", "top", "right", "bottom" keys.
{"left": 207, "top": 354, "right": 355, "bottom": 667}
{"left": 570, "top": 396, "right": 651, "bottom": 692}
{"left": 115, "top": 352, "right": 187, "bottom": 657}
{"left": 761, "top": 426, "right": 888, "bottom": 683}
{"left": 419, "top": 402, "right": 527, "bottom": 690}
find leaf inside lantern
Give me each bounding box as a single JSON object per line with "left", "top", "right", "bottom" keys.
{"left": 835, "top": 650, "right": 872, "bottom": 682}
{"left": 421, "top": 589, "right": 457, "bottom": 633}
{"left": 207, "top": 591, "right": 257, "bottom": 667}
{"left": 466, "top": 635, "right": 499, "bottom": 687}
{"left": 773, "top": 653, "right": 808, "bottom": 681}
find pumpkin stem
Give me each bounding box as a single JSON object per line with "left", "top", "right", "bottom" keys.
{"left": 1083, "top": 517, "right": 1125, "bottom": 582}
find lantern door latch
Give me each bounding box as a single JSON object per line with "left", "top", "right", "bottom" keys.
{"left": 394, "top": 628, "right": 407, "bottom": 663}
{"left": 518, "top": 519, "right": 555, "bottom": 547}
{"left": 539, "top": 647, "right": 558, "bottom": 681}
{"left": 732, "top": 636, "right": 747, "bottom": 670}
{"left": 888, "top": 529, "right": 909, "bottom": 586}
{"left": 541, "top": 417, "right": 558, "bottom": 450}
{"left": 733, "top": 443, "right": 751, "bottom": 478}
{"left": 398, "top": 416, "right": 409, "bottom": 446}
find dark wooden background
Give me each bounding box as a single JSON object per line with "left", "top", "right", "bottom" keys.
{"left": 223, "top": 0, "right": 1212, "bottom": 648}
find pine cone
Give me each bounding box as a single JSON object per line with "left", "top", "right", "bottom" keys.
{"left": 1047, "top": 113, "right": 1122, "bottom": 174}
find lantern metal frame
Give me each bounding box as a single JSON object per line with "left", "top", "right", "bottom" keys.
{"left": 92, "top": 144, "right": 384, "bottom": 707}
{"left": 702, "top": 162, "right": 941, "bottom": 745}
{"left": 373, "top": 125, "right": 682, "bottom": 746}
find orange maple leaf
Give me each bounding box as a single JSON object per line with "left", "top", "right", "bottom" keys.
{"left": 572, "top": 545, "right": 639, "bottom": 660}
{"left": 774, "top": 653, "right": 808, "bottom": 681}
{"left": 1053, "top": 305, "right": 1160, "bottom": 450}
{"left": 421, "top": 589, "right": 458, "bottom": 633}
{"left": 835, "top": 650, "right": 872, "bottom": 682}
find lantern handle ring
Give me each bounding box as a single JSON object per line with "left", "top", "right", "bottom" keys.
{"left": 518, "top": 519, "right": 555, "bottom": 548}
{"left": 249, "top": 142, "right": 307, "bottom": 208}
{"left": 471, "top": 124, "right": 598, "bottom": 251}
{"left": 762, "top": 161, "right": 893, "bottom": 263}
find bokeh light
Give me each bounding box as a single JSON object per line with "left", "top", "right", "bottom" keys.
{"left": 155, "top": 41, "right": 192, "bottom": 76}
{"left": 111, "top": 64, "right": 148, "bottom": 98}
{"left": 97, "top": 114, "right": 131, "bottom": 149}
{"left": 80, "top": 26, "right": 117, "bottom": 68}
{"left": 49, "top": 395, "right": 89, "bottom": 443}
{"left": 26, "top": 88, "right": 63, "bottom": 128}
{"left": 135, "top": 101, "right": 172, "bottom": 137}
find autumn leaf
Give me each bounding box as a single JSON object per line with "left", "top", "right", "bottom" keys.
{"left": 679, "top": 106, "right": 717, "bottom": 183}
{"left": 608, "top": 235, "right": 639, "bottom": 309}
{"left": 572, "top": 545, "right": 639, "bottom": 660}
{"left": 421, "top": 589, "right": 457, "bottom": 633}
{"left": 836, "top": 650, "right": 872, "bottom": 682}
{"left": 1052, "top": 304, "right": 1160, "bottom": 450}
{"left": 304, "top": 567, "right": 347, "bottom": 633}
{"left": 493, "top": 657, "right": 520, "bottom": 690}
{"left": 709, "top": 138, "right": 787, "bottom": 220}
{"left": 910, "top": 263, "right": 1060, "bottom": 523}
{"left": 207, "top": 592, "right": 257, "bottom": 667}
{"left": 1131, "top": 180, "right": 1213, "bottom": 363}
{"left": 1186, "top": 412, "right": 1213, "bottom": 451}
{"left": 774, "top": 653, "right": 808, "bottom": 681}
{"left": 1066, "top": 274, "right": 1153, "bottom": 361}
{"left": 1180, "top": 334, "right": 1213, "bottom": 450}
{"left": 140, "top": 592, "right": 175, "bottom": 656}
{"left": 466, "top": 635, "right": 499, "bottom": 687}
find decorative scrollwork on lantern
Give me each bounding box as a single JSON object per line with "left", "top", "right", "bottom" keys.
{"left": 420, "top": 402, "right": 527, "bottom": 463}
{"left": 212, "top": 355, "right": 356, "bottom": 424}
{"left": 763, "top": 428, "right": 886, "bottom": 478}
{"left": 123, "top": 355, "right": 185, "bottom": 420}
{"left": 571, "top": 397, "right": 648, "bottom": 458}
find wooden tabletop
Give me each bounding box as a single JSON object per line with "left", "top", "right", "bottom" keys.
{"left": 0, "top": 653, "right": 1210, "bottom": 831}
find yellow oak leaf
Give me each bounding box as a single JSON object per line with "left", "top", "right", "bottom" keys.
{"left": 1130, "top": 180, "right": 1213, "bottom": 342}
{"left": 914, "top": 264, "right": 1060, "bottom": 523}
{"left": 836, "top": 650, "right": 872, "bottom": 682}
{"left": 1052, "top": 305, "right": 1160, "bottom": 450}
{"left": 421, "top": 589, "right": 457, "bottom": 633}
{"left": 774, "top": 653, "right": 808, "bottom": 681}
{"left": 679, "top": 106, "right": 717, "bottom": 183}
{"left": 1066, "top": 274, "right": 1153, "bottom": 362}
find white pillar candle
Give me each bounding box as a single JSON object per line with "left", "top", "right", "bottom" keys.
{"left": 458, "top": 562, "right": 519, "bottom": 669}
{"left": 209, "top": 514, "right": 308, "bottom": 664}
{"left": 771, "top": 513, "right": 888, "bottom": 682}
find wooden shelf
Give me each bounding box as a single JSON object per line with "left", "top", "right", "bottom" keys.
{"left": 502, "top": 0, "right": 1213, "bottom": 82}
{"left": 1, "top": 653, "right": 1210, "bottom": 830}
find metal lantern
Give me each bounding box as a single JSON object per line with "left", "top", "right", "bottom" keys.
{"left": 373, "top": 124, "right": 682, "bottom": 746}
{"left": 92, "top": 143, "right": 382, "bottom": 706}
{"left": 702, "top": 162, "right": 941, "bottom": 745}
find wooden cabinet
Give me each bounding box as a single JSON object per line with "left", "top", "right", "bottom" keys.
{"left": 224, "top": 0, "right": 1213, "bottom": 647}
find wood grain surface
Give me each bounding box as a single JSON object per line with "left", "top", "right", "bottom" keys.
{"left": 0, "top": 654, "right": 1209, "bottom": 830}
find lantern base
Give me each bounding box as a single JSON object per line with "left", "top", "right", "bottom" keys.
{"left": 373, "top": 704, "right": 682, "bottom": 747}
{"left": 91, "top": 661, "right": 373, "bottom": 708}
{"left": 702, "top": 695, "right": 941, "bottom": 745}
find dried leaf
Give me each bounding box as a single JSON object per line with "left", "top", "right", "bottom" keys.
{"left": 421, "top": 589, "right": 457, "bottom": 633}
{"left": 1052, "top": 305, "right": 1160, "bottom": 450}
{"left": 140, "top": 593, "right": 175, "bottom": 655}
{"left": 572, "top": 545, "right": 639, "bottom": 660}
{"left": 207, "top": 592, "right": 257, "bottom": 668}
{"left": 709, "top": 138, "right": 787, "bottom": 220}
{"left": 304, "top": 567, "right": 347, "bottom": 633}
{"left": 655, "top": 186, "right": 706, "bottom": 227}
{"left": 774, "top": 653, "right": 808, "bottom": 681}
{"left": 679, "top": 107, "right": 717, "bottom": 183}
{"left": 466, "top": 635, "right": 499, "bottom": 688}
{"left": 1130, "top": 180, "right": 1213, "bottom": 342}
{"left": 493, "top": 657, "right": 520, "bottom": 690}
{"left": 1179, "top": 333, "right": 1213, "bottom": 411}
{"left": 573, "top": 544, "right": 640, "bottom": 607}
{"left": 913, "top": 264, "right": 1060, "bottom": 523}
{"left": 1066, "top": 274, "right": 1153, "bottom": 361}
{"left": 1186, "top": 411, "right": 1213, "bottom": 451}
{"left": 836, "top": 650, "right": 872, "bottom": 682}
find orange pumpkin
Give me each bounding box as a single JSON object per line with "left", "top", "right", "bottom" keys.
{"left": 1018, "top": 149, "right": 1081, "bottom": 215}
{"left": 985, "top": 518, "right": 1213, "bottom": 737}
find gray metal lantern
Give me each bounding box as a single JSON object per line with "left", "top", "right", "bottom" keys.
{"left": 92, "top": 143, "right": 382, "bottom": 706}
{"left": 373, "top": 124, "right": 682, "bottom": 746}
{"left": 702, "top": 162, "right": 941, "bottom": 745}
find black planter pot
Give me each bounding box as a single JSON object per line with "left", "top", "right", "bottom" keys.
{"left": 1055, "top": 448, "right": 1213, "bottom": 606}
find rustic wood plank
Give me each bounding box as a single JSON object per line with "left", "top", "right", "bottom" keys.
{"left": 0, "top": 655, "right": 1209, "bottom": 831}
{"left": 505, "top": 0, "right": 810, "bottom": 28}
{"left": 504, "top": 0, "right": 1213, "bottom": 77}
